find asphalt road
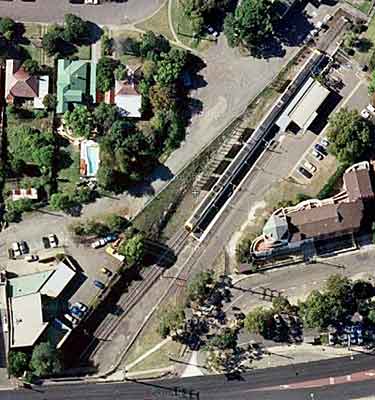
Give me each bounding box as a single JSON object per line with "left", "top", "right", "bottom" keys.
{"left": 0, "top": 0, "right": 163, "bottom": 24}
{"left": 6, "top": 354, "right": 375, "bottom": 399}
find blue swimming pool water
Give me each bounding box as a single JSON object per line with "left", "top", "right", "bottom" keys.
{"left": 86, "top": 145, "right": 99, "bottom": 176}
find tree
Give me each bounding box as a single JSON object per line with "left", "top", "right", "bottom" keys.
{"left": 64, "top": 106, "right": 94, "bottom": 138}
{"left": 30, "top": 342, "right": 61, "bottom": 377}
{"left": 159, "top": 306, "right": 185, "bottom": 338}
{"left": 368, "top": 309, "right": 375, "bottom": 325}
{"left": 369, "top": 70, "right": 375, "bottom": 95}
{"left": 298, "top": 290, "right": 333, "bottom": 329}
{"left": 207, "top": 328, "right": 237, "bottom": 350}
{"left": 187, "top": 270, "right": 215, "bottom": 304}
{"left": 352, "top": 280, "right": 374, "bottom": 300}
{"left": 224, "top": 0, "right": 275, "bottom": 53}
{"left": 149, "top": 84, "right": 176, "bottom": 111}
{"left": 119, "top": 233, "right": 145, "bottom": 265}
{"left": 114, "top": 64, "right": 128, "bottom": 81}
{"left": 96, "top": 164, "right": 117, "bottom": 190}
{"left": 142, "top": 59, "right": 157, "bottom": 81}
{"left": 96, "top": 57, "right": 118, "bottom": 92}
{"left": 42, "top": 25, "right": 64, "bottom": 57}
{"left": 139, "top": 31, "right": 170, "bottom": 58}
{"left": 32, "top": 144, "right": 55, "bottom": 172}
{"left": 101, "top": 34, "right": 113, "bottom": 56}
{"left": 93, "top": 103, "right": 119, "bottom": 134}
{"left": 22, "top": 59, "right": 39, "bottom": 75}
{"left": 155, "top": 49, "right": 187, "bottom": 86}
{"left": 326, "top": 108, "right": 372, "bottom": 164}
{"left": 63, "top": 14, "right": 89, "bottom": 45}
{"left": 50, "top": 192, "right": 74, "bottom": 212}
{"left": 344, "top": 32, "right": 357, "bottom": 49}
{"left": 104, "top": 214, "right": 128, "bottom": 233}
{"left": 0, "top": 17, "right": 16, "bottom": 41}
{"left": 8, "top": 351, "right": 29, "bottom": 377}
{"left": 43, "top": 94, "right": 57, "bottom": 111}
{"left": 244, "top": 306, "right": 273, "bottom": 335}
{"left": 272, "top": 296, "right": 293, "bottom": 315}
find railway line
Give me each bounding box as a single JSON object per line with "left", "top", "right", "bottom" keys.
{"left": 81, "top": 229, "right": 190, "bottom": 361}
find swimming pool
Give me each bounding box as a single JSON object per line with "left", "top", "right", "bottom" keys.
{"left": 86, "top": 144, "right": 100, "bottom": 176}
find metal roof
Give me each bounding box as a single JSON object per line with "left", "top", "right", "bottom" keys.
{"left": 10, "top": 293, "right": 48, "bottom": 348}
{"left": 40, "top": 260, "right": 76, "bottom": 298}
{"left": 9, "top": 270, "right": 54, "bottom": 298}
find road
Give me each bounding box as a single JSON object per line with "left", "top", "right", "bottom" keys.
{"left": 0, "top": 0, "right": 163, "bottom": 25}
{"left": 6, "top": 354, "right": 375, "bottom": 399}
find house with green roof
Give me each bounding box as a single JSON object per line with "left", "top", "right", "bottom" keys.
{"left": 57, "top": 59, "right": 97, "bottom": 114}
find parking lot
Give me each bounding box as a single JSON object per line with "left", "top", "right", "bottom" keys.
{"left": 0, "top": 212, "right": 122, "bottom": 315}
{"left": 290, "top": 54, "right": 371, "bottom": 184}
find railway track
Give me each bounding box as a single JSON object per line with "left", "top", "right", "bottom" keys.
{"left": 81, "top": 229, "right": 190, "bottom": 361}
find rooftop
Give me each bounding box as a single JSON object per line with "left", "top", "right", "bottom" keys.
{"left": 9, "top": 270, "right": 54, "bottom": 298}
{"left": 344, "top": 168, "right": 374, "bottom": 202}
{"left": 10, "top": 293, "right": 48, "bottom": 348}
{"left": 40, "top": 260, "right": 76, "bottom": 298}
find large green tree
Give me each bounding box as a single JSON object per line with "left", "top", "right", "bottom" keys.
{"left": 244, "top": 306, "right": 274, "bottom": 335}
{"left": 0, "top": 17, "right": 16, "bottom": 41}
{"left": 224, "top": 0, "right": 275, "bottom": 53}
{"left": 63, "top": 14, "right": 89, "bottom": 45}
{"left": 326, "top": 108, "right": 372, "bottom": 164}
{"left": 30, "top": 342, "right": 62, "bottom": 377}
{"left": 64, "top": 106, "right": 94, "bottom": 138}
{"left": 298, "top": 290, "right": 333, "bottom": 329}
{"left": 96, "top": 57, "right": 118, "bottom": 92}
{"left": 8, "top": 351, "right": 29, "bottom": 377}
{"left": 187, "top": 270, "right": 215, "bottom": 305}
{"left": 159, "top": 305, "right": 186, "bottom": 338}
{"left": 93, "top": 103, "right": 119, "bottom": 135}
{"left": 42, "top": 25, "right": 64, "bottom": 57}
{"left": 119, "top": 233, "right": 145, "bottom": 266}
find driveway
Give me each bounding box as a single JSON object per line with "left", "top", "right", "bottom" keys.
{"left": 0, "top": 0, "right": 163, "bottom": 25}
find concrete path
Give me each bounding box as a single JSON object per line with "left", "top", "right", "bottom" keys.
{"left": 181, "top": 351, "right": 205, "bottom": 378}
{"left": 91, "top": 39, "right": 101, "bottom": 64}
{"left": 125, "top": 337, "right": 171, "bottom": 371}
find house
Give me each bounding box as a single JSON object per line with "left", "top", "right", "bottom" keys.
{"left": 8, "top": 258, "right": 77, "bottom": 349}
{"left": 57, "top": 59, "right": 97, "bottom": 114}
{"left": 252, "top": 162, "right": 375, "bottom": 258}
{"left": 5, "top": 59, "right": 49, "bottom": 108}
{"left": 105, "top": 66, "right": 142, "bottom": 118}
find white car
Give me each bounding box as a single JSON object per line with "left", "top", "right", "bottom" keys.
{"left": 367, "top": 104, "right": 375, "bottom": 114}
{"left": 48, "top": 234, "right": 58, "bottom": 248}
{"left": 75, "top": 302, "right": 88, "bottom": 313}
{"left": 64, "top": 313, "right": 79, "bottom": 328}
{"left": 12, "top": 242, "right": 21, "bottom": 257}
{"left": 304, "top": 160, "right": 317, "bottom": 173}
{"left": 312, "top": 149, "right": 324, "bottom": 161}
{"left": 91, "top": 238, "right": 106, "bottom": 249}
{"left": 361, "top": 109, "right": 370, "bottom": 119}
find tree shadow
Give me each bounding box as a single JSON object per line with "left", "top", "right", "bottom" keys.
{"left": 82, "top": 21, "right": 104, "bottom": 46}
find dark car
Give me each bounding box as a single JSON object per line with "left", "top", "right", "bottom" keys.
{"left": 314, "top": 143, "right": 327, "bottom": 156}
{"left": 298, "top": 166, "right": 313, "bottom": 179}
{"left": 19, "top": 240, "right": 28, "bottom": 254}
{"left": 94, "top": 280, "right": 105, "bottom": 290}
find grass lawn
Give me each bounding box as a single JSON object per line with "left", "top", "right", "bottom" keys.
{"left": 57, "top": 144, "right": 80, "bottom": 195}
{"left": 170, "top": 0, "right": 214, "bottom": 51}
{"left": 22, "top": 23, "right": 54, "bottom": 66}
{"left": 77, "top": 44, "right": 92, "bottom": 60}
{"left": 136, "top": 0, "right": 174, "bottom": 42}
{"left": 345, "top": 0, "right": 372, "bottom": 14}
{"left": 110, "top": 29, "right": 143, "bottom": 67}
{"left": 125, "top": 299, "right": 183, "bottom": 370}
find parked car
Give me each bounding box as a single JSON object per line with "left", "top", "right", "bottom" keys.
{"left": 314, "top": 143, "right": 327, "bottom": 155}
{"left": 361, "top": 109, "right": 370, "bottom": 119}
{"left": 312, "top": 149, "right": 324, "bottom": 160}
{"left": 303, "top": 160, "right": 317, "bottom": 174}
{"left": 207, "top": 25, "right": 219, "bottom": 38}
{"left": 298, "top": 166, "right": 313, "bottom": 179}
{"left": 101, "top": 267, "right": 112, "bottom": 276}
{"left": 76, "top": 302, "right": 88, "bottom": 313}
{"left": 48, "top": 234, "right": 58, "bottom": 248}
{"left": 42, "top": 237, "right": 50, "bottom": 248}
{"left": 367, "top": 104, "right": 375, "bottom": 114}
{"left": 320, "top": 138, "right": 329, "bottom": 148}
{"left": 25, "top": 254, "right": 39, "bottom": 262}
{"left": 64, "top": 313, "right": 79, "bottom": 328}
{"left": 94, "top": 280, "right": 105, "bottom": 290}
{"left": 12, "top": 242, "right": 21, "bottom": 257}
{"left": 19, "top": 240, "right": 28, "bottom": 254}
{"left": 69, "top": 306, "right": 84, "bottom": 319}
{"left": 103, "top": 234, "right": 118, "bottom": 244}
{"left": 91, "top": 238, "right": 106, "bottom": 249}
